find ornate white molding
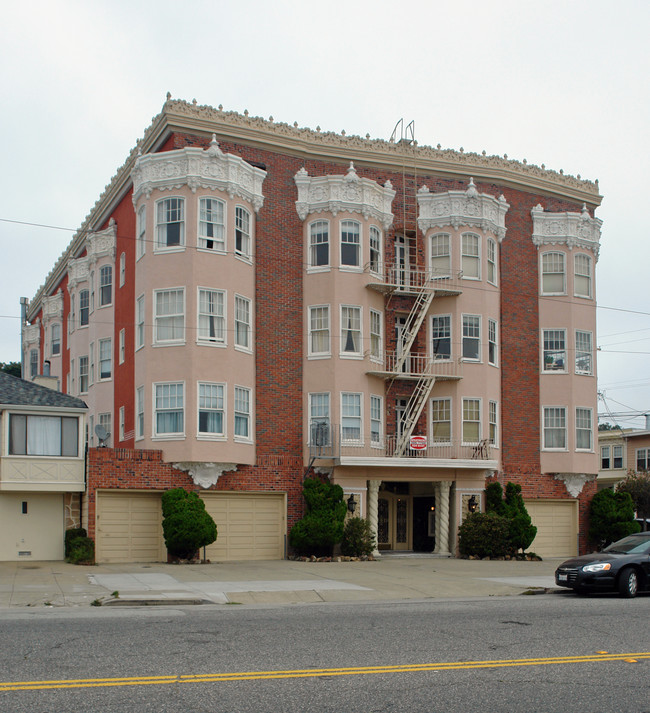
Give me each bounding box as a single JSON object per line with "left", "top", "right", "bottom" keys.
{"left": 417, "top": 178, "right": 509, "bottom": 241}
{"left": 531, "top": 203, "right": 602, "bottom": 260}
{"left": 132, "top": 135, "right": 267, "bottom": 213}
{"left": 42, "top": 292, "right": 63, "bottom": 322}
{"left": 173, "top": 461, "right": 238, "bottom": 489}
{"left": 22, "top": 321, "right": 40, "bottom": 347}
{"left": 294, "top": 162, "right": 396, "bottom": 229}
{"left": 86, "top": 219, "right": 117, "bottom": 265}
{"left": 554, "top": 472, "right": 596, "bottom": 498}
{"left": 67, "top": 256, "right": 90, "bottom": 291}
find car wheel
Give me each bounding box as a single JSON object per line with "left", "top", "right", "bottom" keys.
{"left": 617, "top": 567, "right": 638, "bottom": 598}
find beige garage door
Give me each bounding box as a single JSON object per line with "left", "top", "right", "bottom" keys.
{"left": 525, "top": 499, "right": 578, "bottom": 559}
{"left": 96, "top": 491, "right": 165, "bottom": 563}
{"left": 200, "top": 492, "right": 285, "bottom": 561}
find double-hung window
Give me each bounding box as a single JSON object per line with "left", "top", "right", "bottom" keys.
{"left": 432, "top": 315, "right": 451, "bottom": 360}
{"left": 79, "top": 356, "right": 89, "bottom": 394}
{"left": 575, "top": 330, "right": 593, "bottom": 374}
{"left": 430, "top": 234, "right": 451, "bottom": 278}
{"left": 234, "top": 386, "right": 251, "bottom": 439}
{"left": 575, "top": 407, "right": 593, "bottom": 450}
{"left": 370, "top": 310, "right": 382, "bottom": 361}
{"left": 79, "top": 290, "right": 89, "bottom": 326}
{"left": 341, "top": 392, "right": 362, "bottom": 443}
{"left": 155, "top": 288, "right": 185, "bottom": 344}
{"left": 309, "top": 221, "right": 329, "bottom": 267}
{"left": 51, "top": 324, "right": 61, "bottom": 356}
{"left": 198, "top": 383, "right": 225, "bottom": 436}
{"left": 637, "top": 449, "right": 650, "bottom": 471}
{"left": 462, "top": 398, "right": 481, "bottom": 444}
{"left": 601, "top": 445, "right": 610, "bottom": 469}
{"left": 309, "top": 305, "right": 330, "bottom": 356}
{"left": 489, "top": 401, "right": 498, "bottom": 446}
{"left": 340, "top": 220, "right": 360, "bottom": 267}
{"left": 431, "top": 398, "right": 451, "bottom": 443}
{"left": 369, "top": 226, "right": 382, "bottom": 274}
{"left": 543, "top": 406, "right": 567, "bottom": 449}
{"left": 136, "top": 205, "right": 146, "bottom": 259}
{"left": 199, "top": 197, "right": 225, "bottom": 251}
{"left": 234, "top": 295, "right": 251, "bottom": 349}
{"left": 99, "top": 266, "right": 112, "bottom": 306}
{"left": 574, "top": 254, "right": 592, "bottom": 298}
{"left": 543, "top": 329, "right": 566, "bottom": 372}
{"left": 370, "top": 395, "right": 383, "bottom": 446}
{"left": 136, "top": 386, "right": 144, "bottom": 440}
{"left": 9, "top": 414, "right": 79, "bottom": 457}
{"left": 98, "top": 338, "right": 112, "bottom": 380}
{"left": 613, "top": 445, "right": 623, "bottom": 468}
{"left": 541, "top": 252, "right": 565, "bottom": 294}
{"left": 487, "top": 238, "right": 497, "bottom": 285}
{"left": 89, "top": 342, "right": 94, "bottom": 385}
{"left": 340, "top": 306, "right": 361, "bottom": 356}
{"left": 119, "top": 253, "right": 125, "bottom": 288}
{"left": 156, "top": 197, "right": 184, "bottom": 249}
{"left": 461, "top": 233, "right": 480, "bottom": 279}
{"left": 235, "top": 206, "right": 251, "bottom": 259}
{"left": 309, "top": 393, "right": 330, "bottom": 446}
{"left": 197, "top": 289, "right": 224, "bottom": 344}
{"left": 462, "top": 315, "right": 480, "bottom": 361}
{"left": 119, "top": 329, "right": 125, "bottom": 364}
{"left": 488, "top": 319, "right": 498, "bottom": 366}
{"left": 136, "top": 295, "right": 145, "bottom": 350}
{"left": 154, "top": 382, "right": 184, "bottom": 436}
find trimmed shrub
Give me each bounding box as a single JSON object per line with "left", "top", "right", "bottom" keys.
{"left": 458, "top": 513, "right": 512, "bottom": 558}
{"left": 161, "top": 488, "right": 217, "bottom": 560}
{"left": 66, "top": 536, "right": 95, "bottom": 564}
{"left": 504, "top": 483, "right": 537, "bottom": 552}
{"left": 65, "top": 527, "right": 87, "bottom": 557}
{"left": 589, "top": 488, "right": 640, "bottom": 548}
{"left": 485, "top": 482, "right": 506, "bottom": 516}
{"left": 340, "top": 517, "right": 376, "bottom": 557}
{"left": 289, "top": 478, "right": 347, "bottom": 557}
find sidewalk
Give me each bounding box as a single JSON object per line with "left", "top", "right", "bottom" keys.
{"left": 0, "top": 555, "right": 564, "bottom": 609}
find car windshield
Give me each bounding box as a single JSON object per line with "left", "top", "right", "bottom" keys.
{"left": 603, "top": 535, "right": 650, "bottom": 555}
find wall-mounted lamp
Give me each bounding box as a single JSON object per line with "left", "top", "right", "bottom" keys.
{"left": 347, "top": 494, "right": 357, "bottom": 514}
{"left": 468, "top": 495, "right": 478, "bottom": 513}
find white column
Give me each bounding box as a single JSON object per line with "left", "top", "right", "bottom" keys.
{"left": 434, "top": 480, "right": 452, "bottom": 556}
{"left": 367, "top": 479, "right": 381, "bottom": 558}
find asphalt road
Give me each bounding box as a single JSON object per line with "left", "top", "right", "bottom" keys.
{"left": 0, "top": 592, "right": 648, "bottom": 712}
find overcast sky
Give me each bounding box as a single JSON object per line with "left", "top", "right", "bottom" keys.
{"left": 1, "top": 0, "right": 648, "bottom": 427}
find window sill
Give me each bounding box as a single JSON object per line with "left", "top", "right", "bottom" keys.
{"left": 306, "top": 266, "right": 331, "bottom": 274}
{"left": 233, "top": 437, "right": 254, "bottom": 444}
{"left": 234, "top": 253, "right": 253, "bottom": 265}
{"left": 198, "top": 247, "right": 227, "bottom": 255}
{"left": 153, "top": 246, "right": 185, "bottom": 255}
{"left": 153, "top": 341, "right": 187, "bottom": 348}
{"left": 234, "top": 345, "right": 253, "bottom": 355}
{"left": 151, "top": 435, "right": 187, "bottom": 441}
{"left": 340, "top": 265, "right": 363, "bottom": 273}
{"left": 196, "top": 340, "right": 227, "bottom": 348}
{"left": 308, "top": 354, "right": 331, "bottom": 360}
{"left": 339, "top": 353, "right": 364, "bottom": 360}
{"left": 197, "top": 434, "right": 227, "bottom": 441}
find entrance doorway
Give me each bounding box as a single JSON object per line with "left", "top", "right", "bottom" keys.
{"left": 377, "top": 491, "right": 412, "bottom": 551}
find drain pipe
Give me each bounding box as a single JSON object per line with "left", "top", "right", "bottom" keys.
{"left": 19, "top": 297, "right": 28, "bottom": 378}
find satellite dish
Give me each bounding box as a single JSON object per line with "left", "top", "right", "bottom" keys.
{"left": 95, "top": 424, "right": 110, "bottom": 447}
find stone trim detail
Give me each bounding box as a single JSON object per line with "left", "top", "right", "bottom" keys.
{"left": 173, "top": 461, "right": 238, "bottom": 489}
{"left": 531, "top": 203, "right": 602, "bottom": 259}
{"left": 553, "top": 472, "right": 596, "bottom": 498}
{"left": 42, "top": 292, "right": 64, "bottom": 322}
{"left": 132, "top": 134, "right": 267, "bottom": 212}
{"left": 294, "top": 163, "right": 395, "bottom": 229}
{"left": 417, "top": 178, "right": 509, "bottom": 241}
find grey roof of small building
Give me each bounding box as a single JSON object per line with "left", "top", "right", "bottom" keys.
{"left": 0, "top": 372, "right": 87, "bottom": 410}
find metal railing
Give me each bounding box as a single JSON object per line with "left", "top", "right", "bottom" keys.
{"left": 366, "top": 262, "right": 464, "bottom": 294}
{"left": 374, "top": 352, "right": 463, "bottom": 379}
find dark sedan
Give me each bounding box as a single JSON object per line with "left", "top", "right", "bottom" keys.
{"left": 555, "top": 532, "right": 650, "bottom": 597}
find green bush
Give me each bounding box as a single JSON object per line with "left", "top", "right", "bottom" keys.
{"left": 504, "top": 483, "right": 537, "bottom": 552}
{"left": 340, "top": 517, "right": 376, "bottom": 557}
{"left": 65, "top": 527, "right": 87, "bottom": 557}
{"left": 161, "top": 488, "right": 217, "bottom": 560}
{"left": 289, "top": 478, "right": 347, "bottom": 556}
{"left": 485, "top": 482, "right": 506, "bottom": 515}
{"left": 589, "top": 488, "right": 640, "bottom": 548}
{"left": 66, "top": 535, "right": 95, "bottom": 564}
{"left": 458, "top": 513, "right": 512, "bottom": 558}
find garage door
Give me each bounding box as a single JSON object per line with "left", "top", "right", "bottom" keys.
{"left": 95, "top": 491, "right": 165, "bottom": 563}
{"left": 525, "top": 499, "right": 578, "bottom": 559}
{"left": 200, "top": 492, "right": 285, "bottom": 561}
{"left": 0, "top": 493, "right": 64, "bottom": 561}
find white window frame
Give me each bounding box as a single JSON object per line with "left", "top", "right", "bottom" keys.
{"left": 461, "top": 233, "right": 480, "bottom": 280}
{"left": 154, "top": 288, "right": 185, "bottom": 345}
{"left": 637, "top": 448, "right": 650, "bottom": 471}
{"left": 543, "top": 329, "right": 567, "bottom": 372}
{"left": 136, "top": 204, "right": 146, "bottom": 260}
{"left": 235, "top": 205, "right": 251, "bottom": 260}
{"left": 462, "top": 398, "right": 481, "bottom": 445}
{"left": 234, "top": 385, "right": 252, "bottom": 441}
{"left": 99, "top": 266, "right": 112, "bottom": 307}
{"left": 340, "top": 305, "right": 362, "bottom": 357}
{"left": 118, "top": 329, "right": 125, "bottom": 365}
{"left": 98, "top": 338, "right": 112, "bottom": 381}
{"left": 136, "top": 295, "right": 145, "bottom": 350}
{"left": 489, "top": 400, "right": 498, "bottom": 447}
{"left": 153, "top": 382, "right": 185, "bottom": 438}
{"left": 575, "top": 330, "right": 593, "bottom": 375}
{"left": 155, "top": 197, "right": 185, "bottom": 251}
{"left": 340, "top": 220, "right": 361, "bottom": 269}
{"left": 308, "top": 220, "right": 329, "bottom": 269}
{"left": 198, "top": 197, "right": 226, "bottom": 252}
{"left": 309, "top": 392, "right": 330, "bottom": 446}
{"left": 119, "top": 252, "right": 125, "bottom": 288}
{"left": 369, "top": 225, "right": 382, "bottom": 275}
{"left": 98, "top": 412, "right": 111, "bottom": 446}
{"left": 197, "top": 288, "right": 225, "bottom": 345}
{"left": 89, "top": 342, "right": 94, "bottom": 386}
{"left": 613, "top": 445, "right": 623, "bottom": 469}
{"left": 234, "top": 295, "right": 252, "bottom": 351}
{"left": 543, "top": 406, "right": 567, "bottom": 450}
{"left": 541, "top": 251, "right": 566, "bottom": 295}
{"left": 370, "top": 394, "right": 383, "bottom": 447}
{"left": 51, "top": 323, "right": 61, "bottom": 356}
{"left": 370, "top": 309, "right": 383, "bottom": 362}
{"left": 600, "top": 445, "right": 610, "bottom": 469}
{"left": 431, "top": 398, "right": 451, "bottom": 445}
{"left": 79, "top": 289, "right": 89, "bottom": 327}
{"left": 487, "top": 238, "right": 497, "bottom": 285}
{"left": 119, "top": 406, "right": 125, "bottom": 442}
{"left": 488, "top": 319, "right": 498, "bottom": 367}
{"left": 462, "top": 314, "right": 481, "bottom": 362}
{"left": 431, "top": 315, "right": 451, "bottom": 361}
{"left": 430, "top": 233, "right": 451, "bottom": 279}
{"left": 308, "top": 305, "right": 330, "bottom": 357}
{"left": 79, "top": 356, "right": 89, "bottom": 394}
{"left": 198, "top": 382, "right": 226, "bottom": 439}
{"left": 575, "top": 407, "right": 593, "bottom": 451}
{"left": 574, "top": 253, "right": 592, "bottom": 298}
{"left": 136, "top": 385, "right": 144, "bottom": 441}
{"left": 341, "top": 392, "right": 362, "bottom": 444}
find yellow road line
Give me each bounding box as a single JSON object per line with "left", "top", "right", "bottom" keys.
{"left": 1, "top": 652, "right": 648, "bottom": 692}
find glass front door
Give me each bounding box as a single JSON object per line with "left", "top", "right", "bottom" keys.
{"left": 377, "top": 492, "right": 412, "bottom": 550}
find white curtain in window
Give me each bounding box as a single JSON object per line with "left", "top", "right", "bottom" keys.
{"left": 27, "top": 416, "right": 61, "bottom": 455}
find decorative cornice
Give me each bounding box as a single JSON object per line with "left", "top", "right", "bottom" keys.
{"left": 531, "top": 203, "right": 602, "bottom": 260}
{"left": 132, "top": 135, "right": 267, "bottom": 212}
{"left": 554, "top": 472, "right": 597, "bottom": 498}
{"left": 22, "top": 321, "right": 40, "bottom": 347}
{"left": 417, "top": 178, "right": 509, "bottom": 241}
{"left": 173, "top": 461, "right": 238, "bottom": 489}
{"left": 86, "top": 219, "right": 117, "bottom": 265}
{"left": 42, "top": 292, "right": 63, "bottom": 322}
{"left": 294, "top": 162, "right": 395, "bottom": 229}
{"left": 67, "top": 256, "right": 90, "bottom": 291}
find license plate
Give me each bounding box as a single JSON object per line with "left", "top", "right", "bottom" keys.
{"left": 558, "top": 573, "right": 568, "bottom": 581}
